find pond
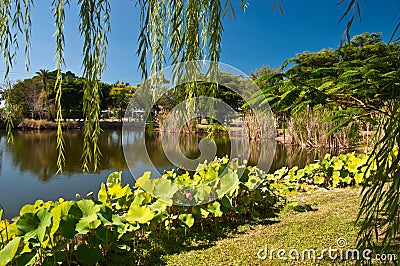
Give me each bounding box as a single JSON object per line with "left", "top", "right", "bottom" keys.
{"left": 0, "top": 129, "right": 331, "bottom": 218}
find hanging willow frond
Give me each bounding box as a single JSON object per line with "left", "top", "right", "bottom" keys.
{"left": 136, "top": 0, "right": 230, "bottom": 133}
{"left": 51, "top": 0, "right": 69, "bottom": 173}
{"left": 0, "top": 0, "right": 32, "bottom": 143}
{"left": 137, "top": 0, "right": 231, "bottom": 79}
{"left": 4, "top": 83, "right": 14, "bottom": 143}
{"left": 22, "top": 0, "right": 32, "bottom": 70}
{"left": 356, "top": 99, "right": 400, "bottom": 258}
{"left": 79, "top": 0, "right": 110, "bottom": 172}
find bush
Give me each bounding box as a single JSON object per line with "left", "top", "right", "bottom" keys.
{"left": 0, "top": 152, "right": 373, "bottom": 265}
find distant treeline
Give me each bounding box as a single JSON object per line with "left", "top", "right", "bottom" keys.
{"left": 2, "top": 70, "right": 135, "bottom": 121}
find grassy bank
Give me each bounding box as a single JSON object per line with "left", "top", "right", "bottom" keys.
{"left": 105, "top": 188, "right": 364, "bottom": 265}
{"left": 161, "top": 188, "right": 362, "bottom": 265}
{"left": 12, "top": 119, "right": 122, "bottom": 130}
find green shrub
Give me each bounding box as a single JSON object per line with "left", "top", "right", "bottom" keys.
{"left": 0, "top": 152, "right": 374, "bottom": 265}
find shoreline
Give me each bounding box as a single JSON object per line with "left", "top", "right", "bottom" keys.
{"left": 0, "top": 119, "right": 372, "bottom": 152}
{"left": 0, "top": 119, "right": 123, "bottom": 130}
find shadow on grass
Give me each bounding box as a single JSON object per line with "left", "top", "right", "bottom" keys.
{"left": 104, "top": 208, "right": 283, "bottom": 265}
{"left": 292, "top": 204, "right": 317, "bottom": 212}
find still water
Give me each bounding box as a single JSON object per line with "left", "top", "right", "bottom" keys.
{"left": 0, "top": 129, "right": 329, "bottom": 218}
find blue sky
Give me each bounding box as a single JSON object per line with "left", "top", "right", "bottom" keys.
{"left": 1, "top": 0, "right": 399, "bottom": 86}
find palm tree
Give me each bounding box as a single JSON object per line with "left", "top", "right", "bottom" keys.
{"left": 36, "top": 69, "right": 50, "bottom": 119}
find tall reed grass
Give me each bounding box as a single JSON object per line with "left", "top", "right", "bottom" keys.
{"left": 281, "top": 108, "right": 372, "bottom": 149}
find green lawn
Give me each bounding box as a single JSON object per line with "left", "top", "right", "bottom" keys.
{"left": 163, "top": 188, "right": 363, "bottom": 265}
{"left": 105, "top": 187, "right": 395, "bottom": 265}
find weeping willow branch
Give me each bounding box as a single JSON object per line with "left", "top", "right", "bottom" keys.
{"left": 79, "top": 0, "right": 110, "bottom": 172}
{"left": 0, "top": 0, "right": 32, "bottom": 143}
{"left": 356, "top": 99, "right": 400, "bottom": 258}
{"left": 4, "top": 85, "right": 14, "bottom": 144}
{"left": 137, "top": 0, "right": 227, "bottom": 79}
{"left": 22, "top": 0, "right": 32, "bottom": 71}
{"left": 169, "top": 0, "right": 183, "bottom": 65}
{"left": 54, "top": 70, "right": 65, "bottom": 173}
{"left": 51, "top": 0, "right": 69, "bottom": 173}
{"left": 137, "top": 0, "right": 228, "bottom": 134}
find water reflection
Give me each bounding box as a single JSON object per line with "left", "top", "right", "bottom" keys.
{"left": 6, "top": 130, "right": 128, "bottom": 181}
{"left": 4, "top": 129, "right": 331, "bottom": 181}
{"left": 0, "top": 129, "right": 334, "bottom": 218}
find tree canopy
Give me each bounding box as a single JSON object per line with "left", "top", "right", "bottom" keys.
{"left": 255, "top": 32, "right": 400, "bottom": 258}
{"left": 256, "top": 32, "right": 400, "bottom": 119}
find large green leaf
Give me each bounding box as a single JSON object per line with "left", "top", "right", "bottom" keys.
{"left": 97, "top": 183, "right": 108, "bottom": 204}
{"left": 16, "top": 208, "right": 52, "bottom": 242}
{"left": 13, "top": 250, "right": 36, "bottom": 266}
{"left": 75, "top": 200, "right": 101, "bottom": 234}
{"left": 153, "top": 179, "right": 178, "bottom": 200}
{"left": 333, "top": 159, "right": 344, "bottom": 171}
{"left": 106, "top": 171, "right": 122, "bottom": 188}
{"left": 76, "top": 217, "right": 101, "bottom": 235}
{"left": 95, "top": 226, "right": 116, "bottom": 246}
{"left": 243, "top": 171, "right": 264, "bottom": 191}
{"left": 18, "top": 200, "right": 51, "bottom": 217}
{"left": 108, "top": 184, "right": 132, "bottom": 200}
{"left": 0, "top": 237, "right": 21, "bottom": 266}
{"left": 220, "top": 195, "right": 232, "bottom": 208}
{"left": 149, "top": 200, "right": 170, "bottom": 213}
{"left": 313, "top": 174, "right": 325, "bottom": 185}
{"left": 178, "top": 214, "right": 195, "bottom": 228}
{"left": 97, "top": 205, "right": 113, "bottom": 226}
{"left": 77, "top": 200, "right": 101, "bottom": 218}
{"left": 193, "top": 185, "right": 212, "bottom": 203}
{"left": 354, "top": 172, "right": 364, "bottom": 184}
{"left": 304, "top": 163, "right": 319, "bottom": 174}
{"left": 204, "top": 166, "right": 218, "bottom": 183}
{"left": 132, "top": 191, "right": 152, "bottom": 206}
{"left": 207, "top": 201, "right": 223, "bottom": 217}
{"left": 135, "top": 172, "right": 155, "bottom": 193}
{"left": 60, "top": 215, "right": 78, "bottom": 239}
{"left": 125, "top": 203, "right": 155, "bottom": 224}
{"left": 332, "top": 171, "right": 341, "bottom": 187}
{"left": 217, "top": 170, "right": 239, "bottom": 197}
{"left": 50, "top": 201, "right": 74, "bottom": 239}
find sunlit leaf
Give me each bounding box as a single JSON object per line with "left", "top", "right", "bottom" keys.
{"left": 50, "top": 201, "right": 74, "bottom": 239}
{"left": 0, "top": 237, "right": 21, "bottom": 266}
{"left": 75, "top": 200, "right": 101, "bottom": 234}
{"left": 207, "top": 201, "right": 223, "bottom": 217}
{"left": 16, "top": 208, "right": 52, "bottom": 242}
{"left": 126, "top": 203, "right": 155, "bottom": 224}
{"left": 153, "top": 179, "right": 178, "bottom": 200}
{"left": 135, "top": 172, "right": 155, "bottom": 193}
{"left": 178, "top": 214, "right": 194, "bottom": 228}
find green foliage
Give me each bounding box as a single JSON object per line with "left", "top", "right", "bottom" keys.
{"left": 108, "top": 83, "right": 135, "bottom": 120}
{"left": 256, "top": 33, "right": 400, "bottom": 129}
{"left": 254, "top": 32, "right": 400, "bottom": 257}
{"left": 0, "top": 152, "right": 374, "bottom": 265}
{"left": 6, "top": 77, "right": 45, "bottom": 120}
{"left": 79, "top": 0, "right": 111, "bottom": 173}
{"left": 0, "top": 237, "right": 21, "bottom": 266}
{"left": 267, "top": 152, "right": 372, "bottom": 200}
{"left": 5, "top": 70, "right": 113, "bottom": 121}
{"left": 357, "top": 105, "right": 400, "bottom": 257}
